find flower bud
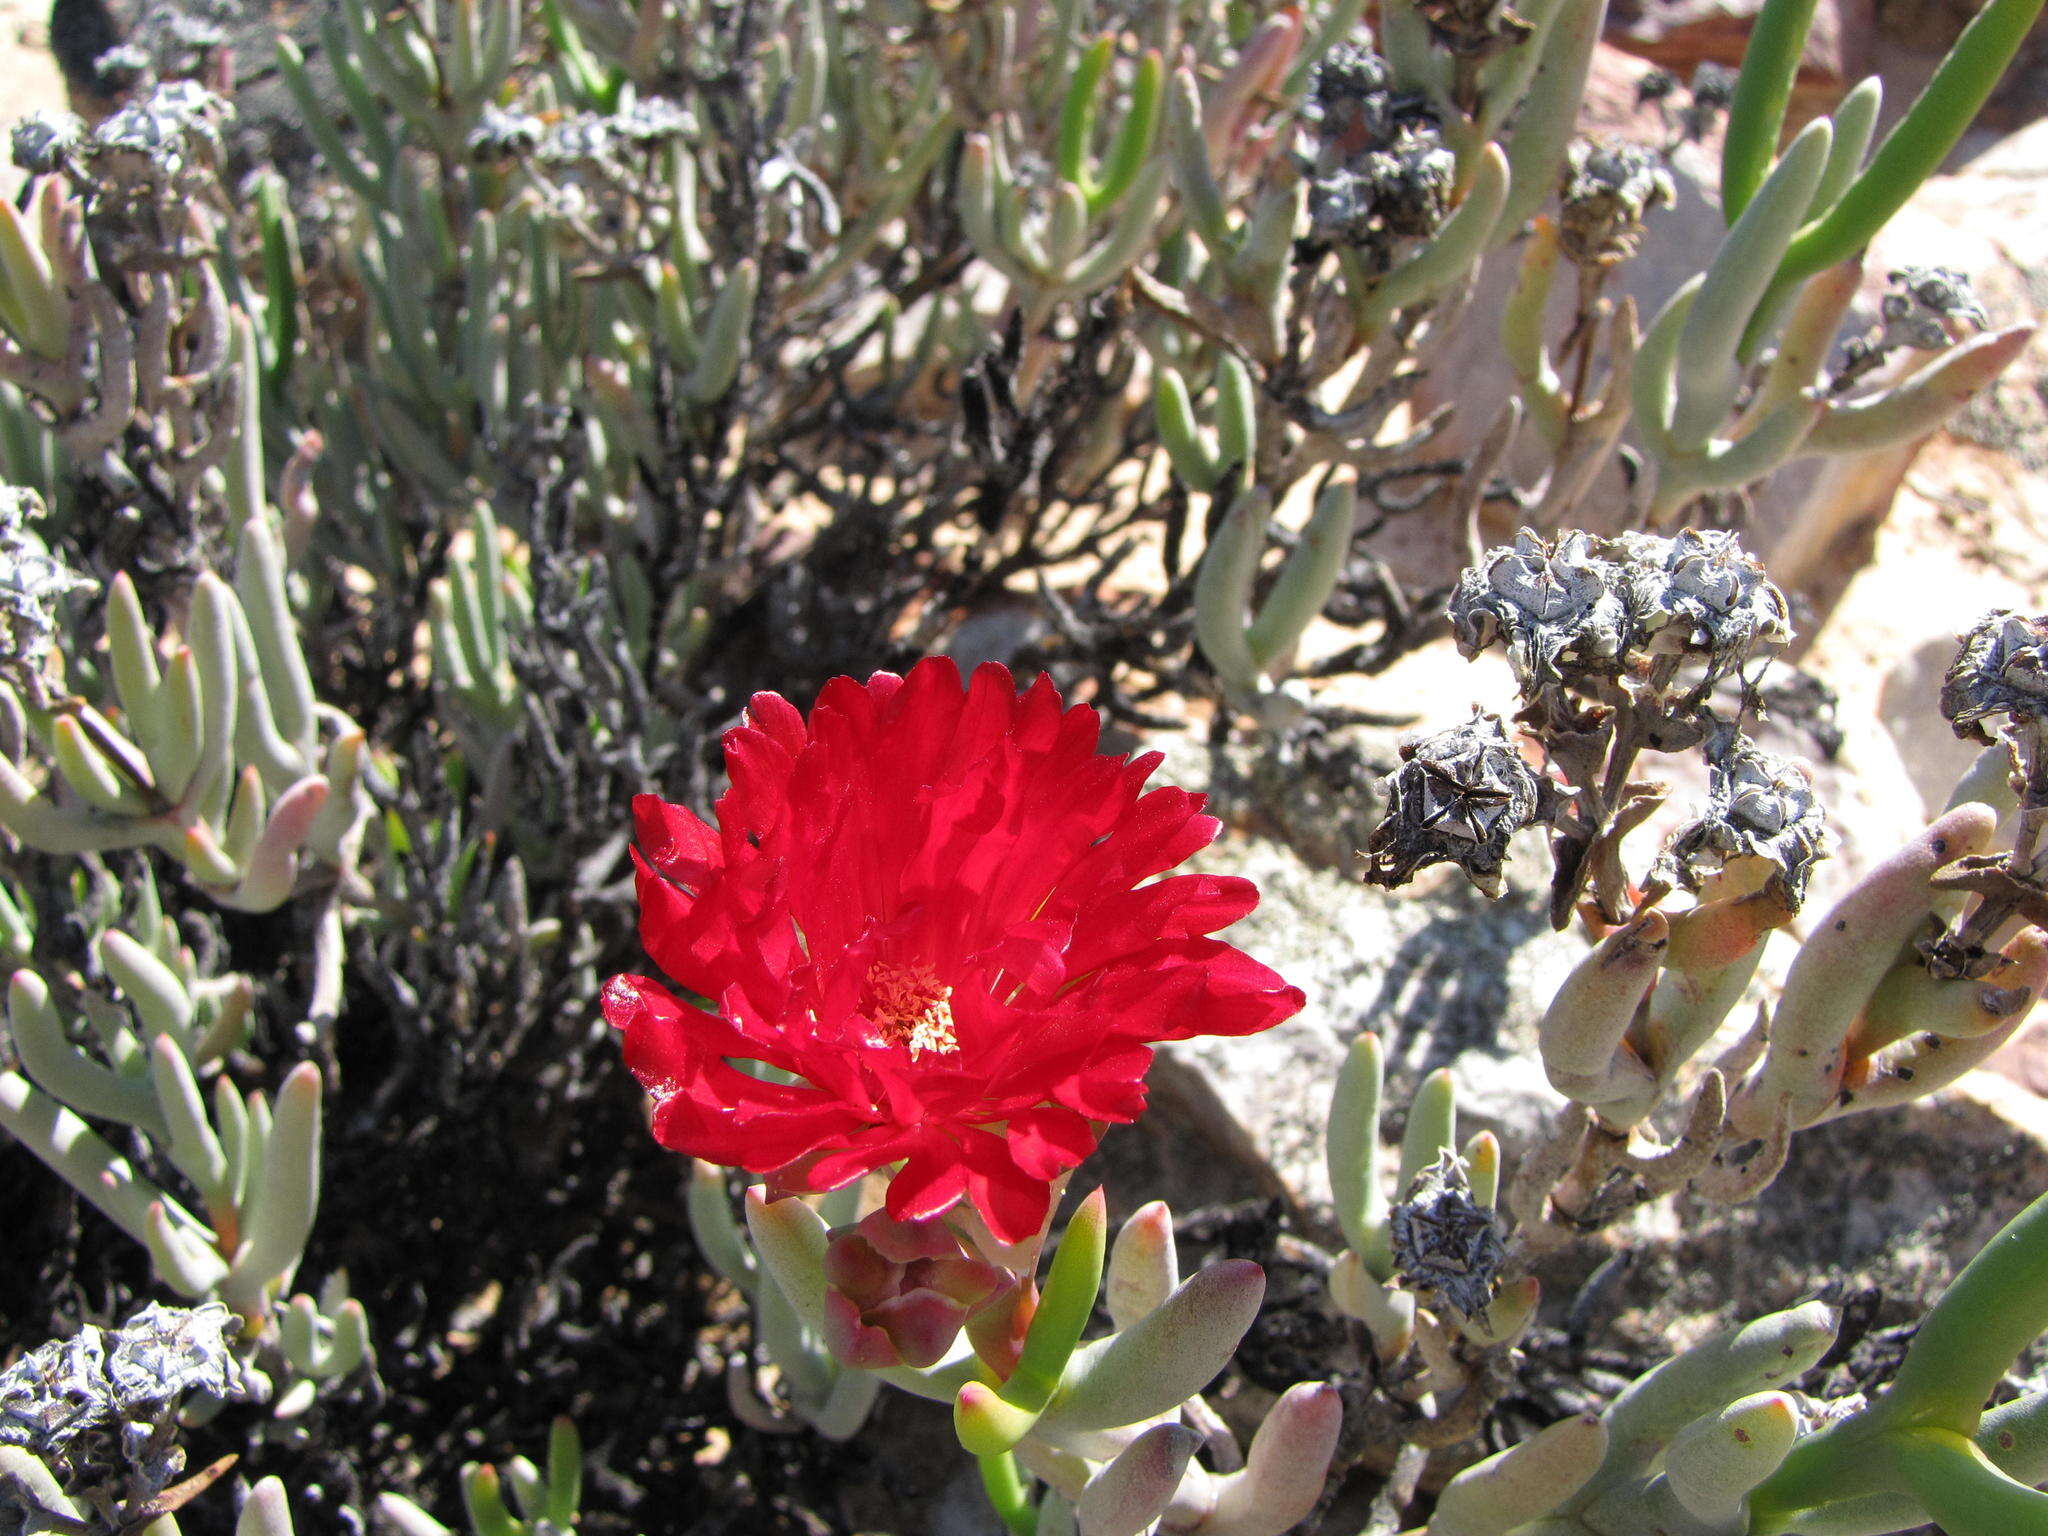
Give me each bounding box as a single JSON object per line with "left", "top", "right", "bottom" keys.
{"left": 821, "top": 1210, "right": 1004, "bottom": 1370}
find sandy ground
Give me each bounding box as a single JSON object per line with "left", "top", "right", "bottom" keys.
{"left": 0, "top": 0, "right": 69, "bottom": 197}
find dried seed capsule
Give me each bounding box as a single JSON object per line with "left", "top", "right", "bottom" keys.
{"left": 1660, "top": 729, "right": 1831, "bottom": 906}
{"left": 0, "top": 1300, "right": 248, "bottom": 1487}
{"left": 1414, "top": 0, "right": 1535, "bottom": 62}
{"left": 1616, "top": 527, "right": 1793, "bottom": 681}
{"left": 1557, "top": 140, "right": 1674, "bottom": 267}
{"left": 10, "top": 109, "right": 84, "bottom": 176}
{"left": 1308, "top": 43, "right": 1397, "bottom": 155}
{"left": 1389, "top": 1150, "right": 1506, "bottom": 1321}
{"left": 468, "top": 104, "right": 547, "bottom": 159}
{"left": 1365, "top": 709, "right": 1542, "bottom": 896}
{"left": 1941, "top": 610, "right": 2048, "bottom": 743}
{"left": 1450, "top": 529, "right": 1635, "bottom": 689}
{"left": 1836, "top": 265, "right": 1992, "bottom": 386}
{"left": 0, "top": 488, "right": 96, "bottom": 708}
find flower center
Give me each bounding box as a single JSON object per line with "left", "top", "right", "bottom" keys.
{"left": 865, "top": 961, "right": 959, "bottom": 1058}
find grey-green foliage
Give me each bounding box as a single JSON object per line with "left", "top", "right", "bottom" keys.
{"left": 0, "top": 508, "right": 367, "bottom": 909}
{"left": 1422, "top": 1303, "right": 1832, "bottom": 1534}
{"left": 684, "top": 1160, "right": 880, "bottom": 1441}
{"left": 0, "top": 867, "right": 367, "bottom": 1406}
{"left": 375, "top": 1417, "right": 596, "bottom": 1536}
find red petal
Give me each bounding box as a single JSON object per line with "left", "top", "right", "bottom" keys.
{"left": 1064, "top": 874, "right": 1261, "bottom": 974}
{"left": 958, "top": 1129, "right": 1054, "bottom": 1246}
{"left": 1004, "top": 1107, "right": 1101, "bottom": 1181}
{"left": 886, "top": 1140, "right": 970, "bottom": 1224}
{"left": 822, "top": 1290, "right": 903, "bottom": 1370}
{"left": 632, "top": 795, "right": 723, "bottom": 885}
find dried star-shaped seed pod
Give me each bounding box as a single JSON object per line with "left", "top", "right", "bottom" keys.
{"left": 1450, "top": 529, "right": 1635, "bottom": 690}
{"left": 1557, "top": 140, "right": 1674, "bottom": 267}
{"left": 1366, "top": 710, "right": 1543, "bottom": 896}
{"left": 468, "top": 104, "right": 547, "bottom": 159}
{"left": 1616, "top": 528, "right": 1792, "bottom": 681}
{"left": 1836, "top": 266, "right": 1992, "bottom": 388}
{"left": 1413, "top": 0, "right": 1535, "bottom": 61}
{"left": 1308, "top": 43, "right": 1398, "bottom": 158}
{"left": 1364, "top": 133, "right": 1458, "bottom": 240}
{"left": 10, "top": 109, "right": 83, "bottom": 177}
{"left": 0, "top": 487, "right": 95, "bottom": 708}
{"left": 1941, "top": 610, "right": 2048, "bottom": 746}
{"left": 1389, "top": 1150, "right": 1507, "bottom": 1321}
{"left": 0, "top": 1303, "right": 244, "bottom": 1466}
{"left": 1885, "top": 265, "right": 1990, "bottom": 342}
{"left": 1659, "top": 730, "right": 1831, "bottom": 905}
{"left": 101, "top": 1302, "right": 243, "bottom": 1409}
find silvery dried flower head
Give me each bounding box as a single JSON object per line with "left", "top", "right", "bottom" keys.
{"left": 1413, "top": 0, "right": 1535, "bottom": 61}
{"left": 1616, "top": 528, "right": 1792, "bottom": 681}
{"left": 1941, "top": 610, "right": 2048, "bottom": 745}
{"left": 1659, "top": 729, "right": 1830, "bottom": 904}
{"left": 89, "top": 81, "right": 231, "bottom": 192}
{"left": 1883, "top": 266, "right": 1989, "bottom": 346}
{"left": 1634, "top": 66, "right": 1679, "bottom": 107}
{"left": 1364, "top": 134, "right": 1457, "bottom": 240}
{"left": 1689, "top": 62, "right": 1737, "bottom": 113}
{"left": 162, "top": 10, "right": 228, "bottom": 52}
{"left": 11, "top": 110, "right": 84, "bottom": 178}
{"left": 1838, "top": 267, "right": 1991, "bottom": 384}
{"left": 1389, "top": 1151, "right": 1506, "bottom": 1321}
{"left": 611, "top": 97, "right": 694, "bottom": 147}
{"left": 1308, "top": 43, "right": 1397, "bottom": 157}
{"left": 1306, "top": 124, "right": 1455, "bottom": 260}
{"left": 92, "top": 41, "right": 155, "bottom": 92}
{"left": 1669, "top": 63, "right": 1739, "bottom": 141}
{"left": 1366, "top": 710, "right": 1542, "bottom": 896}
{"left": 1450, "top": 529, "right": 1634, "bottom": 690}
{"left": 0, "top": 488, "right": 94, "bottom": 708}
{"left": 1558, "top": 139, "right": 1674, "bottom": 266}
{"left": 0, "top": 1302, "right": 244, "bottom": 1464}
{"left": 1307, "top": 170, "right": 1379, "bottom": 249}
{"left": 469, "top": 104, "right": 547, "bottom": 159}
{"left": 539, "top": 112, "right": 622, "bottom": 170}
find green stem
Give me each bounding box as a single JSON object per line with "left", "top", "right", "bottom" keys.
{"left": 980, "top": 1452, "right": 1038, "bottom": 1536}
{"left": 1771, "top": 0, "right": 2045, "bottom": 287}
{"left": 1749, "top": 1191, "right": 2048, "bottom": 1529}
{"left": 1720, "top": 0, "right": 1821, "bottom": 223}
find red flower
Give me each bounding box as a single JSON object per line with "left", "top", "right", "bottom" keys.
{"left": 604, "top": 658, "right": 1304, "bottom": 1245}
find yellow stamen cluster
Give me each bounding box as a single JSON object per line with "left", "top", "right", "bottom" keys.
{"left": 866, "top": 962, "right": 959, "bottom": 1058}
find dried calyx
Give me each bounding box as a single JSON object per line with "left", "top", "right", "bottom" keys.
{"left": 1925, "top": 610, "right": 2048, "bottom": 977}
{"left": 1413, "top": 0, "right": 1535, "bottom": 63}
{"left": 1618, "top": 527, "right": 1793, "bottom": 685}
{"left": 1366, "top": 709, "right": 1543, "bottom": 896}
{"left": 1558, "top": 140, "right": 1674, "bottom": 267}
{"left": 0, "top": 488, "right": 95, "bottom": 709}
{"left": 1302, "top": 45, "right": 1456, "bottom": 263}
{"left": 0, "top": 1301, "right": 248, "bottom": 1509}
{"left": 1453, "top": 528, "right": 1791, "bottom": 699}
{"left": 1389, "top": 1151, "right": 1506, "bottom": 1321}
{"left": 1834, "top": 265, "right": 1990, "bottom": 391}
{"left": 1941, "top": 610, "right": 2048, "bottom": 757}
{"left": 1659, "top": 728, "right": 1830, "bottom": 906}
{"left": 1450, "top": 529, "right": 1634, "bottom": 689}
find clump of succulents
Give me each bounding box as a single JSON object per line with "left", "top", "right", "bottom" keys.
{"left": 0, "top": 0, "right": 2045, "bottom": 1530}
